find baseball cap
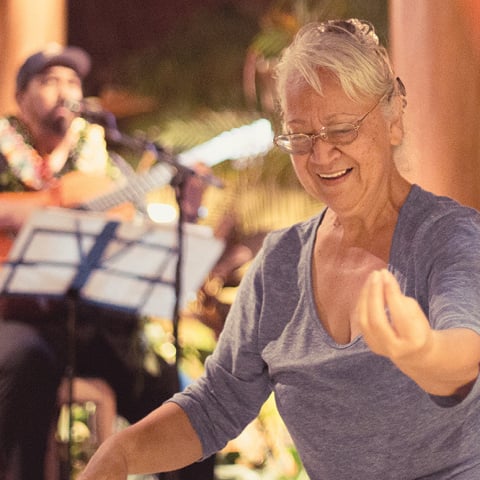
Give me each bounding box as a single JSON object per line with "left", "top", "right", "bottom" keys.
{"left": 16, "top": 43, "right": 91, "bottom": 92}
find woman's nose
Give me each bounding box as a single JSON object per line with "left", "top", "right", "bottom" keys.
{"left": 310, "top": 138, "right": 340, "bottom": 165}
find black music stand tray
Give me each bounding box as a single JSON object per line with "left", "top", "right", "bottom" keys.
{"left": 0, "top": 206, "right": 224, "bottom": 476}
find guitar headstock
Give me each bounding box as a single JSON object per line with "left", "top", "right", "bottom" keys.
{"left": 178, "top": 119, "right": 274, "bottom": 168}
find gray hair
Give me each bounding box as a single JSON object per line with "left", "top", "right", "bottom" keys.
{"left": 275, "top": 19, "right": 405, "bottom": 110}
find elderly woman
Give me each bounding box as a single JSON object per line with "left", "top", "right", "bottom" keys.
{"left": 79, "top": 19, "right": 480, "bottom": 479}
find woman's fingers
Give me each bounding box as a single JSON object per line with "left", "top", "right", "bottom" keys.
{"left": 357, "top": 270, "right": 396, "bottom": 354}
{"left": 358, "top": 269, "right": 432, "bottom": 361}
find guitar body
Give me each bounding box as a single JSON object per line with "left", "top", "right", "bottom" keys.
{"left": 0, "top": 171, "right": 135, "bottom": 261}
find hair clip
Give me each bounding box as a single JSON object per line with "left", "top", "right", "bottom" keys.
{"left": 318, "top": 19, "right": 379, "bottom": 46}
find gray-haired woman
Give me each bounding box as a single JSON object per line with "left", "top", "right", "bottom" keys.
{"left": 80, "top": 19, "right": 480, "bottom": 480}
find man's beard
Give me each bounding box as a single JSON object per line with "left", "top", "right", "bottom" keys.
{"left": 42, "top": 109, "right": 71, "bottom": 136}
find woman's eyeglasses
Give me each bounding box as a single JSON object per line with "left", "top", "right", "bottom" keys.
{"left": 274, "top": 96, "right": 382, "bottom": 155}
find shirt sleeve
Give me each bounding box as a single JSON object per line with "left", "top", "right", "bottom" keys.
{"left": 170, "top": 248, "right": 272, "bottom": 459}
{"left": 427, "top": 209, "right": 480, "bottom": 334}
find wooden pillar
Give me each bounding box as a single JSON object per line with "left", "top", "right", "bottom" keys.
{"left": 0, "top": 0, "right": 67, "bottom": 115}
{"left": 389, "top": 0, "right": 480, "bottom": 210}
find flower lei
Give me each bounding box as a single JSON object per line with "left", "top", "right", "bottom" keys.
{"left": 0, "top": 116, "right": 112, "bottom": 191}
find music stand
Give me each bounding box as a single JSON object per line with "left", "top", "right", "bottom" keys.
{"left": 0, "top": 206, "right": 225, "bottom": 474}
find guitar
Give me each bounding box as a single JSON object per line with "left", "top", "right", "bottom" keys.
{"left": 0, "top": 119, "right": 274, "bottom": 259}
{"left": 80, "top": 118, "right": 274, "bottom": 212}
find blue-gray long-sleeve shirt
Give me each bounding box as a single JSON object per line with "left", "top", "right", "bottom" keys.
{"left": 172, "top": 185, "right": 480, "bottom": 479}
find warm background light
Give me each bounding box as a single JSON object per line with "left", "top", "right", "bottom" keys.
{"left": 146, "top": 203, "right": 178, "bottom": 224}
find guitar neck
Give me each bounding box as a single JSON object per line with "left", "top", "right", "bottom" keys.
{"left": 80, "top": 162, "right": 174, "bottom": 211}
{"left": 80, "top": 119, "right": 273, "bottom": 212}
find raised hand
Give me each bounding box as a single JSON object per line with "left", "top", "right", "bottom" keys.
{"left": 356, "top": 269, "right": 432, "bottom": 365}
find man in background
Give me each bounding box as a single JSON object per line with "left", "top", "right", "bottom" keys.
{"left": 0, "top": 44, "right": 215, "bottom": 480}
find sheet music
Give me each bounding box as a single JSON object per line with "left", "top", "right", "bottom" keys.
{"left": 0, "top": 207, "right": 225, "bottom": 319}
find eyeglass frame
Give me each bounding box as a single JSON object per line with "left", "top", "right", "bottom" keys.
{"left": 274, "top": 94, "right": 385, "bottom": 155}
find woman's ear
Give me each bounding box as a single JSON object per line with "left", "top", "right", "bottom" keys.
{"left": 389, "top": 96, "right": 404, "bottom": 146}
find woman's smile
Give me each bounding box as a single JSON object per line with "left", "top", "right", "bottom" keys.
{"left": 317, "top": 167, "right": 353, "bottom": 181}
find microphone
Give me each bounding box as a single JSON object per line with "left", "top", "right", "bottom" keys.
{"left": 63, "top": 98, "right": 117, "bottom": 129}
{"left": 64, "top": 98, "right": 148, "bottom": 151}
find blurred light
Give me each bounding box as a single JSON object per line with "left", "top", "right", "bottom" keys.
{"left": 197, "top": 205, "right": 208, "bottom": 218}
{"left": 147, "top": 203, "right": 177, "bottom": 223}
{"left": 178, "top": 119, "right": 274, "bottom": 167}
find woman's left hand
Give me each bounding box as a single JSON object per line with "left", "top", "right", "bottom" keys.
{"left": 356, "top": 269, "right": 433, "bottom": 365}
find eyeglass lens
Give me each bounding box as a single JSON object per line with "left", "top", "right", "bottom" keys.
{"left": 275, "top": 124, "right": 359, "bottom": 154}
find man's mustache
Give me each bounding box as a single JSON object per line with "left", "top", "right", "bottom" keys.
{"left": 42, "top": 103, "right": 73, "bottom": 135}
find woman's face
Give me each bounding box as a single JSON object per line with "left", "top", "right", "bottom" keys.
{"left": 282, "top": 71, "right": 403, "bottom": 218}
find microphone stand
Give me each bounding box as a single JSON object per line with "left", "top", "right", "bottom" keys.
{"left": 104, "top": 126, "right": 210, "bottom": 368}
{"left": 170, "top": 170, "right": 187, "bottom": 367}
{"left": 69, "top": 108, "right": 223, "bottom": 480}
